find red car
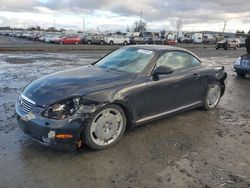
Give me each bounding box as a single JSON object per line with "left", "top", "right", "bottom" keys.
{"left": 164, "top": 39, "right": 177, "bottom": 45}
{"left": 56, "top": 35, "right": 81, "bottom": 45}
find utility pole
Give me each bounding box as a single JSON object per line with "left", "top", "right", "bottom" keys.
{"left": 222, "top": 21, "right": 227, "bottom": 34}
{"left": 53, "top": 19, "right": 56, "bottom": 30}
{"left": 82, "top": 16, "right": 85, "bottom": 32}
{"left": 140, "top": 8, "right": 143, "bottom": 32}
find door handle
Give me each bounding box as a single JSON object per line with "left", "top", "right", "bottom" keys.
{"left": 192, "top": 73, "right": 200, "bottom": 79}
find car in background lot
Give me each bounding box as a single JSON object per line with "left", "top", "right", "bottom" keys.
{"left": 216, "top": 39, "right": 240, "bottom": 50}
{"left": 55, "top": 35, "right": 81, "bottom": 45}
{"left": 15, "top": 45, "right": 227, "bottom": 151}
{"left": 239, "top": 38, "right": 246, "bottom": 47}
{"left": 163, "top": 39, "right": 176, "bottom": 45}
{"left": 203, "top": 34, "right": 216, "bottom": 44}
{"left": 234, "top": 54, "right": 250, "bottom": 77}
{"left": 84, "top": 34, "right": 106, "bottom": 45}
{"left": 105, "top": 34, "right": 129, "bottom": 45}
{"left": 129, "top": 32, "right": 162, "bottom": 45}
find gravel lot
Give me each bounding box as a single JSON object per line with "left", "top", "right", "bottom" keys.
{"left": 0, "top": 37, "right": 249, "bottom": 188}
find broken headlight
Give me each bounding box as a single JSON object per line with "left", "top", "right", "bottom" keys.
{"left": 234, "top": 57, "right": 241, "bottom": 66}
{"left": 43, "top": 97, "right": 81, "bottom": 120}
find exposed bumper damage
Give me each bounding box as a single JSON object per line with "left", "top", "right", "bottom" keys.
{"left": 15, "top": 99, "right": 105, "bottom": 151}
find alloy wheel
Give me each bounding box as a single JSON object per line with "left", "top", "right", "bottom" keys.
{"left": 90, "top": 108, "right": 124, "bottom": 146}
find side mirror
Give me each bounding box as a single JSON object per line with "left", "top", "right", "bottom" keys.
{"left": 154, "top": 66, "right": 173, "bottom": 75}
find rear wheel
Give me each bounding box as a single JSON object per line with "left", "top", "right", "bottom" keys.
{"left": 87, "top": 40, "right": 92, "bottom": 45}
{"left": 60, "top": 41, "right": 64, "bottom": 45}
{"left": 109, "top": 41, "right": 114, "bottom": 45}
{"left": 123, "top": 41, "right": 128, "bottom": 45}
{"left": 83, "top": 104, "right": 126, "bottom": 150}
{"left": 75, "top": 41, "right": 79, "bottom": 45}
{"left": 100, "top": 41, "right": 105, "bottom": 45}
{"left": 203, "top": 82, "right": 221, "bottom": 110}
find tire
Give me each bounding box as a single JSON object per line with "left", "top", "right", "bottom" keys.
{"left": 123, "top": 41, "right": 128, "bottom": 45}
{"left": 87, "top": 40, "right": 92, "bottom": 45}
{"left": 203, "top": 82, "right": 221, "bottom": 110}
{"left": 75, "top": 42, "right": 79, "bottom": 45}
{"left": 100, "top": 41, "right": 104, "bottom": 45}
{"left": 60, "top": 41, "right": 64, "bottom": 45}
{"left": 236, "top": 72, "right": 246, "bottom": 77}
{"left": 83, "top": 104, "right": 127, "bottom": 150}
{"left": 109, "top": 41, "right": 114, "bottom": 45}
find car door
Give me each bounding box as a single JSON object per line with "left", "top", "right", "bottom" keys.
{"left": 145, "top": 51, "right": 203, "bottom": 117}
{"left": 117, "top": 35, "right": 122, "bottom": 44}
{"left": 64, "top": 36, "right": 71, "bottom": 44}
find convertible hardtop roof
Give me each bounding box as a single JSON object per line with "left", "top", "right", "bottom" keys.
{"left": 126, "top": 45, "right": 189, "bottom": 53}
{"left": 125, "top": 45, "right": 200, "bottom": 60}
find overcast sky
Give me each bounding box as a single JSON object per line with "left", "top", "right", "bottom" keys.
{"left": 0, "top": 0, "right": 249, "bottom": 32}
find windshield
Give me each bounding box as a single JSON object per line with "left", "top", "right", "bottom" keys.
{"left": 95, "top": 48, "right": 155, "bottom": 74}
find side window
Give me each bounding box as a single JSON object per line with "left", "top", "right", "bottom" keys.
{"left": 190, "top": 56, "right": 200, "bottom": 66}
{"left": 156, "top": 51, "right": 200, "bottom": 70}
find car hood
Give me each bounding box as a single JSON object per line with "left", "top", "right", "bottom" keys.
{"left": 22, "top": 65, "right": 135, "bottom": 106}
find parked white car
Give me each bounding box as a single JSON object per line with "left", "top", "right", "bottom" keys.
{"left": 105, "top": 35, "right": 129, "bottom": 45}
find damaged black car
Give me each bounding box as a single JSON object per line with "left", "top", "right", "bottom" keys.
{"left": 15, "top": 45, "right": 227, "bottom": 151}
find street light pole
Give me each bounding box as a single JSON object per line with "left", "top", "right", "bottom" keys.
{"left": 82, "top": 16, "right": 85, "bottom": 32}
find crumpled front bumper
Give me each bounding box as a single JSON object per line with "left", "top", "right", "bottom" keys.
{"left": 15, "top": 101, "right": 84, "bottom": 151}
{"left": 234, "top": 65, "right": 250, "bottom": 74}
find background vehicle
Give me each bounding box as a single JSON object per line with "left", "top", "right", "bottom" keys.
{"left": 143, "top": 32, "right": 162, "bottom": 44}
{"left": 56, "top": 35, "right": 81, "bottom": 44}
{"left": 192, "top": 33, "right": 203, "bottom": 44}
{"left": 129, "top": 32, "right": 162, "bottom": 44}
{"left": 203, "top": 34, "right": 216, "bottom": 44}
{"left": 84, "top": 34, "right": 105, "bottom": 45}
{"left": 239, "top": 38, "right": 246, "bottom": 47}
{"left": 105, "top": 35, "right": 129, "bottom": 45}
{"left": 234, "top": 54, "right": 250, "bottom": 77}
{"left": 15, "top": 45, "right": 227, "bottom": 151}
{"left": 181, "top": 33, "right": 193, "bottom": 43}
{"left": 216, "top": 38, "right": 240, "bottom": 50}
{"left": 163, "top": 39, "right": 176, "bottom": 45}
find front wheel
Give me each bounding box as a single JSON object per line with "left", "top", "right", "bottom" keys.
{"left": 203, "top": 82, "right": 221, "bottom": 110}
{"left": 83, "top": 104, "right": 126, "bottom": 150}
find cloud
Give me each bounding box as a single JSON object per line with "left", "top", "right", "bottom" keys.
{"left": 0, "top": 0, "right": 249, "bottom": 32}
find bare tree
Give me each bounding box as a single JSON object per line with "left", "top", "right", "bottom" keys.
{"left": 133, "top": 20, "right": 147, "bottom": 32}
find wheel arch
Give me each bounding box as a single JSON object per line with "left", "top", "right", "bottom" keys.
{"left": 112, "top": 101, "right": 134, "bottom": 128}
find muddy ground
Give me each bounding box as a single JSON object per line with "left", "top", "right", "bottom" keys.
{"left": 0, "top": 42, "right": 249, "bottom": 188}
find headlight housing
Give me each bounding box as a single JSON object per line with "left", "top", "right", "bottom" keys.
{"left": 43, "top": 97, "right": 81, "bottom": 120}
{"left": 234, "top": 57, "right": 241, "bottom": 66}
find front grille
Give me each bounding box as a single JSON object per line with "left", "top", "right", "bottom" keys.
{"left": 20, "top": 94, "right": 35, "bottom": 113}
{"left": 242, "top": 60, "right": 250, "bottom": 67}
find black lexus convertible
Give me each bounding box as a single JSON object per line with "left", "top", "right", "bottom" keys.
{"left": 15, "top": 45, "right": 227, "bottom": 151}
